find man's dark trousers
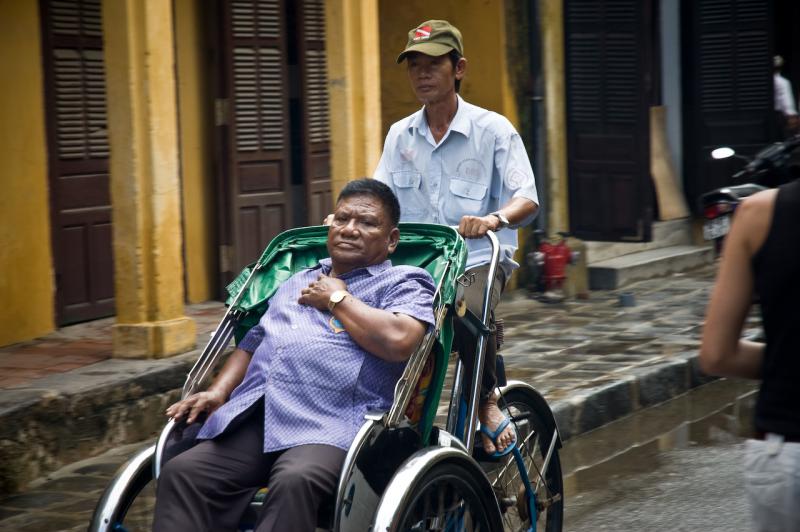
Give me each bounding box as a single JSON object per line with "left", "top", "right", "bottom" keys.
{"left": 152, "top": 401, "right": 346, "bottom": 532}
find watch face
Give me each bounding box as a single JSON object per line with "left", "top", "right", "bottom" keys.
{"left": 328, "top": 290, "right": 348, "bottom": 311}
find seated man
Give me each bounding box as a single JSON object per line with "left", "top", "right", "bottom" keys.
{"left": 152, "top": 179, "right": 435, "bottom": 532}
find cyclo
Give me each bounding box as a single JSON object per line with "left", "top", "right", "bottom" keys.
{"left": 90, "top": 223, "right": 564, "bottom": 531}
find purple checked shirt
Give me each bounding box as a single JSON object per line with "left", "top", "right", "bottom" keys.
{"left": 197, "top": 258, "right": 435, "bottom": 452}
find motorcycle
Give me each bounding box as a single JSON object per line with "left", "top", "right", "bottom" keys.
{"left": 700, "top": 134, "right": 800, "bottom": 254}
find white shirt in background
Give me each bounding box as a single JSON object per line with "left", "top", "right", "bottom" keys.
{"left": 774, "top": 73, "right": 798, "bottom": 117}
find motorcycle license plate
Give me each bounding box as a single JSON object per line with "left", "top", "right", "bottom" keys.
{"left": 703, "top": 215, "right": 731, "bottom": 240}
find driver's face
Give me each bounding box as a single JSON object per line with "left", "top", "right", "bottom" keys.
{"left": 406, "top": 52, "right": 463, "bottom": 105}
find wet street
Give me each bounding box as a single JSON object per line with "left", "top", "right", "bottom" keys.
{"left": 563, "top": 378, "right": 757, "bottom": 531}
{"left": 0, "top": 377, "right": 757, "bottom": 531}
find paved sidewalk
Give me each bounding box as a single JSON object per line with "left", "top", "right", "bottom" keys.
{"left": 0, "top": 303, "right": 225, "bottom": 390}
{"left": 0, "top": 262, "right": 763, "bottom": 530}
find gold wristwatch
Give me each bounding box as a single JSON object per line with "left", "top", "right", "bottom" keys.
{"left": 328, "top": 290, "right": 349, "bottom": 312}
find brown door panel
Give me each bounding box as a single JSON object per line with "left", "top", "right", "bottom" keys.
{"left": 297, "top": 0, "right": 332, "bottom": 224}
{"left": 565, "top": 0, "right": 653, "bottom": 242}
{"left": 218, "top": 0, "right": 293, "bottom": 280}
{"left": 216, "top": 0, "right": 333, "bottom": 287}
{"left": 56, "top": 210, "right": 114, "bottom": 323}
{"left": 306, "top": 143, "right": 331, "bottom": 224}
{"left": 234, "top": 191, "right": 289, "bottom": 266}
{"left": 40, "top": 0, "right": 114, "bottom": 324}
{"left": 682, "top": 0, "right": 774, "bottom": 207}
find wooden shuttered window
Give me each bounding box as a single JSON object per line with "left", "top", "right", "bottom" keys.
{"left": 217, "top": 0, "right": 333, "bottom": 283}
{"left": 565, "top": 0, "right": 653, "bottom": 242}
{"left": 682, "top": 0, "right": 773, "bottom": 207}
{"left": 223, "top": 0, "right": 293, "bottom": 274}
{"left": 40, "top": 0, "right": 114, "bottom": 324}
{"left": 297, "top": 0, "right": 332, "bottom": 226}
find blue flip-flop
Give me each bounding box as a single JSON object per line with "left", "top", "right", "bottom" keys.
{"left": 479, "top": 416, "right": 518, "bottom": 458}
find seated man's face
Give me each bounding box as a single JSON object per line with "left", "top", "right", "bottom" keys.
{"left": 327, "top": 194, "right": 399, "bottom": 274}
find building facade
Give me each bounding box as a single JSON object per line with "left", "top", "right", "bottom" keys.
{"left": 2, "top": 0, "right": 794, "bottom": 352}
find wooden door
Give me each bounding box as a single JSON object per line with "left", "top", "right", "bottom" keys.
{"left": 565, "top": 0, "right": 653, "bottom": 242}
{"left": 681, "top": 0, "right": 773, "bottom": 208}
{"left": 40, "top": 0, "right": 114, "bottom": 325}
{"left": 218, "top": 0, "right": 293, "bottom": 281}
{"left": 215, "top": 0, "right": 332, "bottom": 287}
{"left": 296, "top": 0, "right": 332, "bottom": 226}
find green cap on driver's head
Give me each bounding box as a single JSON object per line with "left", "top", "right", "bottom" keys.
{"left": 396, "top": 20, "right": 463, "bottom": 64}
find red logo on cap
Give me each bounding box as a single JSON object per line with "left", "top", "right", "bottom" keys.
{"left": 413, "top": 25, "right": 431, "bottom": 41}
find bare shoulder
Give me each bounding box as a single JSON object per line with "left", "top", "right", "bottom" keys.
{"left": 734, "top": 188, "right": 778, "bottom": 253}
{"left": 736, "top": 188, "right": 777, "bottom": 223}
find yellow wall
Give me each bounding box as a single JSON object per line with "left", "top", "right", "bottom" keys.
{"left": 0, "top": 0, "right": 55, "bottom": 345}
{"left": 378, "top": 1, "right": 519, "bottom": 137}
{"left": 326, "top": 0, "right": 384, "bottom": 197}
{"left": 174, "top": 0, "right": 216, "bottom": 302}
{"left": 541, "top": 0, "right": 569, "bottom": 233}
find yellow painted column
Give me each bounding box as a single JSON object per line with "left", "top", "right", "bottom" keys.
{"left": 541, "top": 0, "right": 569, "bottom": 233}
{"left": 103, "top": 0, "right": 196, "bottom": 358}
{"left": 325, "top": 0, "right": 383, "bottom": 197}
{"left": 0, "top": 0, "right": 54, "bottom": 345}
{"left": 174, "top": 0, "right": 215, "bottom": 303}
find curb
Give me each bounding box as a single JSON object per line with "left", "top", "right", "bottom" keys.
{"left": 550, "top": 352, "right": 715, "bottom": 442}
{"left": 0, "top": 347, "right": 714, "bottom": 496}
{"left": 0, "top": 352, "right": 197, "bottom": 495}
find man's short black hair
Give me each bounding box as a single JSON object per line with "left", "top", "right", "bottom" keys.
{"left": 448, "top": 50, "right": 462, "bottom": 93}
{"left": 337, "top": 178, "right": 401, "bottom": 227}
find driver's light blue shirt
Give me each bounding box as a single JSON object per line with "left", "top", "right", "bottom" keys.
{"left": 374, "top": 95, "right": 539, "bottom": 276}
{"left": 196, "top": 258, "right": 435, "bottom": 452}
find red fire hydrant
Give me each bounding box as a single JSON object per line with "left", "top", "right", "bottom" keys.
{"left": 528, "top": 231, "right": 581, "bottom": 301}
{"left": 539, "top": 237, "right": 572, "bottom": 292}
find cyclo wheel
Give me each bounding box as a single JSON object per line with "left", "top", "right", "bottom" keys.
{"left": 394, "top": 461, "right": 499, "bottom": 532}
{"left": 488, "top": 388, "right": 564, "bottom": 532}
{"left": 89, "top": 446, "right": 157, "bottom": 532}
{"left": 109, "top": 478, "right": 157, "bottom": 531}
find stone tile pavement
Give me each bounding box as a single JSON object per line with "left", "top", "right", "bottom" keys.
{"left": 0, "top": 261, "right": 764, "bottom": 530}
{"left": 0, "top": 303, "right": 225, "bottom": 390}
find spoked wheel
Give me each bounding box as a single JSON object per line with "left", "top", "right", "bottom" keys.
{"left": 395, "top": 462, "right": 500, "bottom": 532}
{"left": 487, "top": 389, "right": 564, "bottom": 532}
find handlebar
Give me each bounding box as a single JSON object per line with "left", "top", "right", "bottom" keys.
{"left": 731, "top": 134, "right": 800, "bottom": 180}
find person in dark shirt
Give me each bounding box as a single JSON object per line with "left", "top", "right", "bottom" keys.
{"left": 700, "top": 180, "right": 800, "bottom": 531}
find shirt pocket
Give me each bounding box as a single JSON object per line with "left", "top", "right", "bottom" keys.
{"left": 446, "top": 178, "right": 488, "bottom": 222}
{"left": 391, "top": 170, "right": 421, "bottom": 189}
{"left": 391, "top": 171, "right": 426, "bottom": 219}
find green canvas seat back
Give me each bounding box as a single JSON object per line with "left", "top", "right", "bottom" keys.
{"left": 225, "top": 223, "right": 467, "bottom": 445}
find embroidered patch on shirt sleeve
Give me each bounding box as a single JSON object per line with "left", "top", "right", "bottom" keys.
{"left": 505, "top": 167, "right": 527, "bottom": 190}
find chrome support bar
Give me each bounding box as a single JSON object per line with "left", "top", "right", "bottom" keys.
{"left": 182, "top": 315, "right": 236, "bottom": 398}
{"left": 386, "top": 302, "right": 449, "bottom": 427}
{"left": 445, "top": 358, "right": 465, "bottom": 435}
{"left": 462, "top": 230, "right": 500, "bottom": 453}
{"left": 535, "top": 429, "right": 559, "bottom": 492}
{"left": 181, "top": 263, "right": 263, "bottom": 398}
{"left": 386, "top": 261, "right": 451, "bottom": 427}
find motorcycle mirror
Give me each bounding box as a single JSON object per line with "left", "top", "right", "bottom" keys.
{"left": 711, "top": 147, "right": 735, "bottom": 160}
